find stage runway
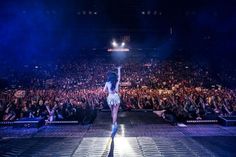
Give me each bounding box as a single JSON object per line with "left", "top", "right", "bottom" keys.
{"left": 0, "top": 112, "right": 236, "bottom": 157}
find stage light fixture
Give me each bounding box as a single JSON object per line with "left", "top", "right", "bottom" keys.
{"left": 112, "top": 41, "right": 118, "bottom": 47}
{"left": 121, "top": 42, "right": 125, "bottom": 47}
{"left": 108, "top": 40, "right": 129, "bottom": 52}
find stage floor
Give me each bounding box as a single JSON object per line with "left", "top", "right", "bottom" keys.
{"left": 0, "top": 112, "right": 236, "bottom": 157}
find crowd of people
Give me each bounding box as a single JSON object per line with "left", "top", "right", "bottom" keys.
{"left": 0, "top": 56, "right": 236, "bottom": 123}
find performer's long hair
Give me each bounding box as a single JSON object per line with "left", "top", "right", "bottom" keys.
{"left": 107, "top": 72, "right": 118, "bottom": 91}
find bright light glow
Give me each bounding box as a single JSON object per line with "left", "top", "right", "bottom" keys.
{"left": 107, "top": 48, "right": 129, "bottom": 52}
{"left": 115, "top": 137, "right": 134, "bottom": 156}
{"left": 112, "top": 41, "right": 118, "bottom": 47}
{"left": 121, "top": 124, "right": 125, "bottom": 137}
{"left": 121, "top": 42, "right": 125, "bottom": 47}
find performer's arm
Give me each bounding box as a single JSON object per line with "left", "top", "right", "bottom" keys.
{"left": 103, "top": 82, "right": 107, "bottom": 92}
{"left": 117, "top": 66, "right": 121, "bottom": 83}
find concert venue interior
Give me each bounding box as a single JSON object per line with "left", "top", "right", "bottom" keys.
{"left": 0, "top": 0, "right": 236, "bottom": 156}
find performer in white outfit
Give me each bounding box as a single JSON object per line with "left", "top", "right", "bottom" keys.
{"left": 103, "top": 66, "right": 121, "bottom": 135}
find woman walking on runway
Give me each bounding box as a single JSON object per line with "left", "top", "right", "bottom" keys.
{"left": 103, "top": 66, "right": 121, "bottom": 136}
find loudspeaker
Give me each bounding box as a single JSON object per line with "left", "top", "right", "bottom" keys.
{"left": 218, "top": 116, "right": 236, "bottom": 126}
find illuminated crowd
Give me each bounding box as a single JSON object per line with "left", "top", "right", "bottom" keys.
{"left": 0, "top": 57, "right": 235, "bottom": 122}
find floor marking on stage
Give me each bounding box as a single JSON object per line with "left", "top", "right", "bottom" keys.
{"left": 153, "top": 137, "right": 216, "bottom": 157}
{"left": 73, "top": 137, "right": 110, "bottom": 157}
{"left": 73, "top": 137, "right": 144, "bottom": 157}
{"left": 137, "top": 137, "right": 163, "bottom": 157}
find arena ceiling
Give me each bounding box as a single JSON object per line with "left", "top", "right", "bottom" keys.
{"left": 0, "top": 0, "right": 235, "bottom": 62}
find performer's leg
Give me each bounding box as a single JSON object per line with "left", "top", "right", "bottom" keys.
{"left": 111, "top": 104, "right": 119, "bottom": 136}
{"left": 110, "top": 105, "right": 116, "bottom": 136}
{"left": 112, "top": 104, "right": 120, "bottom": 124}
{"left": 110, "top": 105, "right": 114, "bottom": 120}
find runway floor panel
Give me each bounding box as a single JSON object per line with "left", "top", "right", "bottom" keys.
{"left": 0, "top": 112, "right": 235, "bottom": 156}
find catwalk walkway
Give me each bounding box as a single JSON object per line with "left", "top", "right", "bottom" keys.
{"left": 0, "top": 111, "right": 236, "bottom": 156}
